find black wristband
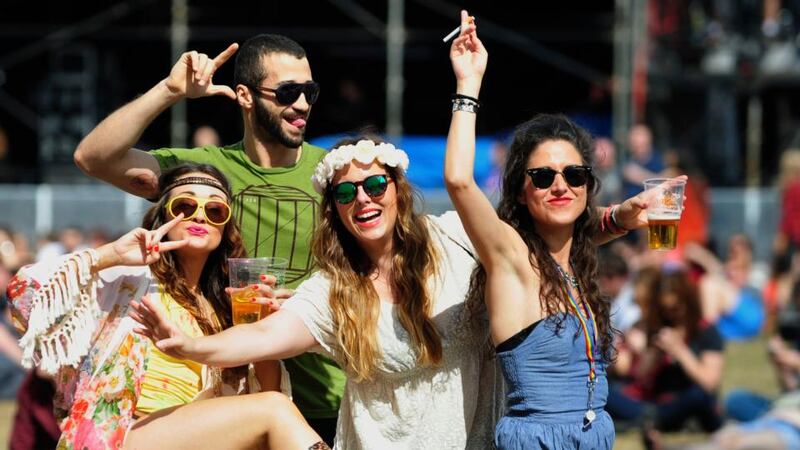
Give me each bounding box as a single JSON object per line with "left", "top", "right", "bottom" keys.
{"left": 451, "top": 93, "right": 481, "bottom": 106}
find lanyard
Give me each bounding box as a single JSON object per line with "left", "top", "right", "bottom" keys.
{"left": 561, "top": 275, "right": 600, "bottom": 427}
{"left": 562, "top": 284, "right": 597, "bottom": 383}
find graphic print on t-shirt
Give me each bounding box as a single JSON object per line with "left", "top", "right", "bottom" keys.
{"left": 233, "top": 184, "right": 319, "bottom": 285}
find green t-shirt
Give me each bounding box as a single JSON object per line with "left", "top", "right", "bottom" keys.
{"left": 151, "top": 141, "right": 345, "bottom": 418}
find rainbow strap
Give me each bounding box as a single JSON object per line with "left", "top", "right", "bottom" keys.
{"left": 562, "top": 284, "right": 598, "bottom": 384}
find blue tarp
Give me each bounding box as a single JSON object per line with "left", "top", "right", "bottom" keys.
{"left": 310, "top": 135, "right": 498, "bottom": 189}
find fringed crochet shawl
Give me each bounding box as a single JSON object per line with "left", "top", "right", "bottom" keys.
{"left": 7, "top": 250, "right": 276, "bottom": 450}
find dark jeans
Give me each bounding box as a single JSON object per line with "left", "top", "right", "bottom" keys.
{"left": 606, "top": 384, "right": 723, "bottom": 432}
{"left": 305, "top": 416, "right": 338, "bottom": 447}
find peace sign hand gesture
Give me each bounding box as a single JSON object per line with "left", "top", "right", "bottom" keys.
{"left": 164, "top": 43, "right": 239, "bottom": 100}
{"left": 95, "top": 213, "right": 189, "bottom": 270}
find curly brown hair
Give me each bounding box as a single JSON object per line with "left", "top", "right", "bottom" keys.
{"left": 311, "top": 137, "right": 442, "bottom": 381}
{"left": 466, "top": 114, "right": 615, "bottom": 361}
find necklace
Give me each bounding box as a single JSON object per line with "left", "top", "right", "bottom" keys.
{"left": 553, "top": 258, "right": 598, "bottom": 427}
{"left": 555, "top": 263, "right": 579, "bottom": 289}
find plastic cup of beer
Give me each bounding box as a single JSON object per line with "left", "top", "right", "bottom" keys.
{"left": 228, "top": 257, "right": 288, "bottom": 324}
{"left": 643, "top": 178, "right": 686, "bottom": 251}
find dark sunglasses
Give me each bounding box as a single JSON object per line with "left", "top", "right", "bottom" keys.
{"left": 166, "top": 195, "right": 232, "bottom": 226}
{"left": 250, "top": 81, "right": 320, "bottom": 105}
{"left": 525, "top": 165, "right": 593, "bottom": 189}
{"left": 332, "top": 174, "right": 393, "bottom": 205}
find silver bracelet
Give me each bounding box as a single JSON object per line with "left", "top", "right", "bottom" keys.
{"left": 452, "top": 98, "right": 479, "bottom": 114}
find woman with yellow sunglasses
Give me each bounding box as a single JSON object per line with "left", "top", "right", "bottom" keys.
{"left": 7, "top": 163, "right": 324, "bottom": 449}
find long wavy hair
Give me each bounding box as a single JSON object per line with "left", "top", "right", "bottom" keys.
{"left": 141, "top": 163, "right": 247, "bottom": 336}
{"left": 311, "top": 138, "right": 442, "bottom": 381}
{"left": 466, "top": 114, "right": 614, "bottom": 361}
{"left": 642, "top": 269, "right": 703, "bottom": 342}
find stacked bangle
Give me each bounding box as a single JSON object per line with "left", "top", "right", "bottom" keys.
{"left": 601, "top": 205, "right": 628, "bottom": 235}
{"left": 451, "top": 93, "right": 481, "bottom": 114}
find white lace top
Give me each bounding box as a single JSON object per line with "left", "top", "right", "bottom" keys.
{"left": 281, "top": 212, "right": 504, "bottom": 449}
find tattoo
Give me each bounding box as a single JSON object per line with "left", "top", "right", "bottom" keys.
{"left": 308, "top": 442, "right": 331, "bottom": 450}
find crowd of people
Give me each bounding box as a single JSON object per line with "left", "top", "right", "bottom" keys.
{"left": 1, "top": 8, "right": 799, "bottom": 450}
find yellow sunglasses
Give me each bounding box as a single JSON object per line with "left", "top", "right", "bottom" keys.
{"left": 166, "top": 195, "right": 232, "bottom": 226}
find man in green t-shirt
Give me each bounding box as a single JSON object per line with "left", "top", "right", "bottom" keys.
{"left": 73, "top": 34, "right": 344, "bottom": 444}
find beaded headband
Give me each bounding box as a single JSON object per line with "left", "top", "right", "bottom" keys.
{"left": 161, "top": 176, "right": 227, "bottom": 196}
{"left": 311, "top": 139, "right": 410, "bottom": 194}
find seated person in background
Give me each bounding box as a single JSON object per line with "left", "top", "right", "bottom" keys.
{"left": 606, "top": 268, "right": 725, "bottom": 436}
{"left": 0, "top": 291, "right": 24, "bottom": 399}
{"left": 599, "top": 248, "right": 638, "bottom": 334}
{"left": 610, "top": 266, "right": 660, "bottom": 385}
{"left": 682, "top": 403, "right": 800, "bottom": 450}
{"left": 685, "top": 241, "right": 765, "bottom": 341}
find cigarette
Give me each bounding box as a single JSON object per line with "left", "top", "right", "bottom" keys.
{"left": 442, "top": 16, "right": 475, "bottom": 43}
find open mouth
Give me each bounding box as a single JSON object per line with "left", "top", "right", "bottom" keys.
{"left": 354, "top": 209, "right": 382, "bottom": 226}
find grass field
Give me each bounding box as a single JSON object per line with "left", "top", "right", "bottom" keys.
{"left": 0, "top": 337, "right": 781, "bottom": 448}
{"left": 1, "top": 399, "right": 14, "bottom": 448}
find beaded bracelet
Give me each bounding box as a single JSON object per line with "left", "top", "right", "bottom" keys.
{"left": 452, "top": 97, "right": 480, "bottom": 114}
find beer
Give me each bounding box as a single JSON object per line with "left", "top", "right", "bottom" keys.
{"left": 231, "top": 290, "right": 261, "bottom": 324}
{"left": 648, "top": 217, "right": 679, "bottom": 250}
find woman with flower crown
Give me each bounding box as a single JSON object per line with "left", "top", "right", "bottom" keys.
{"left": 132, "top": 137, "right": 507, "bottom": 449}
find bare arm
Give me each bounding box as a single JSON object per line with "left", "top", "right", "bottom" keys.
{"left": 131, "top": 296, "right": 317, "bottom": 367}
{"left": 74, "top": 44, "right": 239, "bottom": 198}
{"left": 674, "top": 349, "right": 724, "bottom": 393}
{"left": 443, "top": 12, "right": 520, "bottom": 271}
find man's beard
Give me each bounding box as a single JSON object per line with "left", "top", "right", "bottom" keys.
{"left": 253, "top": 99, "right": 304, "bottom": 148}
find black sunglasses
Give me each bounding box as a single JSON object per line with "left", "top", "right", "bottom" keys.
{"left": 250, "top": 81, "right": 320, "bottom": 105}
{"left": 332, "top": 174, "right": 392, "bottom": 205}
{"left": 525, "top": 165, "right": 593, "bottom": 189}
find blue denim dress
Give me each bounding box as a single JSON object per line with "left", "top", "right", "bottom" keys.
{"left": 495, "top": 314, "right": 615, "bottom": 449}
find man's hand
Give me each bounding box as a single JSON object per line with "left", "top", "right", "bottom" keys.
{"left": 164, "top": 43, "right": 239, "bottom": 100}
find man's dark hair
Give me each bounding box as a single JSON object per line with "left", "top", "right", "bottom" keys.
{"left": 233, "top": 34, "right": 307, "bottom": 88}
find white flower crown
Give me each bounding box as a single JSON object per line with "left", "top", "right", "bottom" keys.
{"left": 312, "top": 139, "right": 410, "bottom": 194}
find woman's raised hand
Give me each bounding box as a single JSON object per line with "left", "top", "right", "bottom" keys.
{"left": 130, "top": 295, "right": 196, "bottom": 360}
{"left": 98, "top": 213, "right": 189, "bottom": 269}
{"left": 449, "top": 10, "right": 487, "bottom": 86}
{"left": 614, "top": 175, "right": 689, "bottom": 231}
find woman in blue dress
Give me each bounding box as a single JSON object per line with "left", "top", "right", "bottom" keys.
{"left": 444, "top": 11, "right": 627, "bottom": 449}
